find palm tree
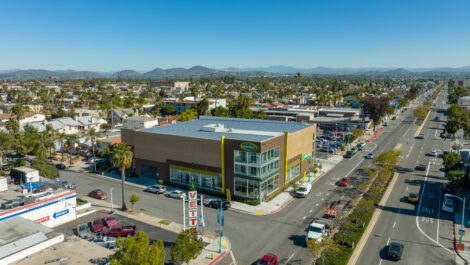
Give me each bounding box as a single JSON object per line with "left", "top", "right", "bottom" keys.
{"left": 65, "top": 134, "right": 79, "bottom": 167}
{"left": 307, "top": 236, "right": 341, "bottom": 265}
{"left": 11, "top": 104, "right": 25, "bottom": 121}
{"left": 32, "top": 131, "right": 51, "bottom": 160}
{"left": 0, "top": 132, "right": 13, "bottom": 168}
{"left": 57, "top": 132, "right": 67, "bottom": 165}
{"left": 5, "top": 118, "right": 19, "bottom": 136}
{"left": 45, "top": 124, "right": 55, "bottom": 159}
{"left": 112, "top": 143, "right": 133, "bottom": 211}
{"left": 85, "top": 127, "right": 98, "bottom": 172}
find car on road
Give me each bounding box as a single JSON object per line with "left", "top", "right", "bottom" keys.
{"left": 88, "top": 234, "right": 116, "bottom": 249}
{"left": 442, "top": 194, "right": 454, "bottom": 213}
{"left": 56, "top": 163, "right": 67, "bottom": 169}
{"left": 145, "top": 184, "right": 166, "bottom": 194}
{"left": 91, "top": 218, "right": 105, "bottom": 232}
{"left": 383, "top": 122, "right": 389, "bottom": 126}
{"left": 429, "top": 150, "right": 438, "bottom": 157}
{"left": 391, "top": 115, "right": 397, "bottom": 120}
{"left": 209, "top": 200, "right": 231, "bottom": 210}
{"left": 295, "top": 182, "right": 312, "bottom": 197}
{"left": 417, "top": 133, "right": 425, "bottom": 139}
{"left": 417, "top": 164, "right": 427, "bottom": 171}
{"left": 408, "top": 192, "right": 419, "bottom": 203}
{"left": 77, "top": 223, "right": 92, "bottom": 239}
{"left": 365, "top": 152, "right": 374, "bottom": 159}
{"left": 257, "top": 253, "right": 278, "bottom": 265}
{"left": 434, "top": 116, "right": 439, "bottom": 120}
{"left": 103, "top": 214, "right": 118, "bottom": 227}
{"left": 344, "top": 147, "right": 359, "bottom": 158}
{"left": 1, "top": 198, "right": 25, "bottom": 209}
{"left": 166, "top": 190, "right": 186, "bottom": 199}
{"left": 358, "top": 142, "right": 366, "bottom": 147}
{"left": 387, "top": 242, "right": 404, "bottom": 261}
{"left": 338, "top": 177, "right": 350, "bottom": 187}
{"left": 306, "top": 219, "right": 329, "bottom": 243}
{"left": 88, "top": 189, "right": 107, "bottom": 200}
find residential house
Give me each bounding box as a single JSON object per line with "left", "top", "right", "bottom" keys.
{"left": 0, "top": 112, "right": 46, "bottom": 125}
{"left": 109, "top": 108, "right": 136, "bottom": 123}
{"left": 76, "top": 116, "right": 107, "bottom": 132}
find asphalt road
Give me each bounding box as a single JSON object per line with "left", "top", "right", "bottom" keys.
{"left": 59, "top": 88, "right": 447, "bottom": 265}
{"left": 355, "top": 87, "right": 458, "bottom": 265}
{"left": 54, "top": 209, "right": 178, "bottom": 263}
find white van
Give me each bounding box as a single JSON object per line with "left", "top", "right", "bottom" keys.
{"left": 295, "top": 183, "right": 312, "bottom": 198}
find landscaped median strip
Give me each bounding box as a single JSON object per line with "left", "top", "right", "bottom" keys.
{"left": 347, "top": 172, "right": 399, "bottom": 265}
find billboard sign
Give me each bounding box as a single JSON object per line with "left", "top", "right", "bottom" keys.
{"left": 188, "top": 191, "right": 198, "bottom": 227}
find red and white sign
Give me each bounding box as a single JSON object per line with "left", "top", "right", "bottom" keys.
{"left": 35, "top": 216, "right": 50, "bottom": 224}
{"left": 188, "top": 191, "right": 198, "bottom": 227}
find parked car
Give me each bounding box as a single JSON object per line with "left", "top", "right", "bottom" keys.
{"left": 56, "top": 163, "right": 67, "bottom": 169}
{"left": 387, "top": 242, "right": 404, "bottom": 261}
{"left": 257, "top": 253, "right": 278, "bottom": 265}
{"left": 417, "top": 164, "right": 427, "bottom": 171}
{"left": 91, "top": 218, "right": 105, "bottom": 232}
{"left": 442, "top": 194, "right": 454, "bottom": 213}
{"left": 57, "top": 180, "right": 76, "bottom": 190}
{"left": 101, "top": 224, "right": 136, "bottom": 237}
{"left": 88, "top": 234, "right": 116, "bottom": 249}
{"left": 306, "top": 219, "right": 329, "bottom": 243}
{"left": 338, "top": 177, "right": 351, "bottom": 187}
{"left": 145, "top": 184, "right": 166, "bottom": 194}
{"left": 408, "top": 192, "right": 419, "bottom": 203}
{"left": 1, "top": 198, "right": 25, "bottom": 209}
{"left": 417, "top": 133, "right": 425, "bottom": 139}
{"left": 365, "top": 152, "right": 374, "bottom": 159}
{"left": 295, "top": 182, "right": 311, "bottom": 197}
{"left": 209, "top": 200, "right": 231, "bottom": 210}
{"left": 429, "top": 150, "right": 438, "bottom": 157}
{"left": 166, "top": 190, "right": 186, "bottom": 199}
{"left": 103, "top": 214, "right": 118, "bottom": 227}
{"left": 77, "top": 223, "right": 92, "bottom": 239}
{"left": 88, "top": 189, "right": 107, "bottom": 200}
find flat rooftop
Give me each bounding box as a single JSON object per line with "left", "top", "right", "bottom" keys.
{"left": 141, "top": 116, "right": 312, "bottom": 141}
{"left": 13, "top": 236, "right": 113, "bottom": 265}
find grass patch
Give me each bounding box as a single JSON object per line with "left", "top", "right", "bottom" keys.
{"left": 77, "top": 198, "right": 88, "bottom": 206}
{"left": 159, "top": 219, "right": 171, "bottom": 225}
{"left": 415, "top": 122, "right": 422, "bottom": 126}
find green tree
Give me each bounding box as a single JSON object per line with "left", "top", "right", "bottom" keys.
{"left": 307, "top": 236, "right": 341, "bottom": 265}
{"left": 11, "top": 104, "right": 25, "bottom": 121}
{"left": 191, "top": 98, "right": 209, "bottom": 116}
{"left": 160, "top": 104, "right": 175, "bottom": 116}
{"left": 178, "top": 109, "right": 197, "bottom": 122}
{"left": 0, "top": 132, "right": 14, "bottom": 167}
{"left": 65, "top": 134, "right": 79, "bottom": 166}
{"left": 441, "top": 104, "right": 470, "bottom": 139}
{"left": 45, "top": 124, "right": 55, "bottom": 159}
{"left": 110, "top": 231, "right": 165, "bottom": 265}
{"left": 211, "top": 106, "right": 230, "bottom": 117}
{"left": 31, "top": 159, "right": 59, "bottom": 179}
{"left": 229, "top": 96, "right": 253, "bottom": 119}
{"left": 130, "top": 194, "right": 141, "bottom": 210}
{"left": 443, "top": 152, "right": 464, "bottom": 172}
{"left": 85, "top": 127, "right": 98, "bottom": 172}
{"left": 414, "top": 106, "right": 429, "bottom": 120}
{"left": 448, "top": 170, "right": 466, "bottom": 190}
{"left": 5, "top": 118, "right": 19, "bottom": 136}
{"left": 254, "top": 109, "right": 267, "bottom": 120}
{"left": 372, "top": 149, "right": 402, "bottom": 173}
{"left": 170, "top": 228, "right": 204, "bottom": 264}
{"left": 398, "top": 97, "right": 408, "bottom": 108}
{"left": 57, "top": 132, "right": 67, "bottom": 165}
{"left": 113, "top": 143, "right": 133, "bottom": 211}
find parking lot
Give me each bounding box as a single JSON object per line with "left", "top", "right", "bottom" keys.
{"left": 54, "top": 209, "right": 178, "bottom": 263}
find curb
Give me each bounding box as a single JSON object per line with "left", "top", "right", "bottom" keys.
{"left": 270, "top": 198, "right": 294, "bottom": 214}
{"left": 85, "top": 172, "right": 148, "bottom": 190}
{"left": 208, "top": 251, "right": 227, "bottom": 265}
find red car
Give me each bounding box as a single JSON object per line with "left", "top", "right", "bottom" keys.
{"left": 88, "top": 189, "right": 107, "bottom": 200}
{"left": 417, "top": 164, "right": 427, "bottom": 171}
{"left": 91, "top": 218, "right": 104, "bottom": 232}
{"left": 103, "top": 214, "right": 118, "bottom": 227}
{"left": 338, "top": 177, "right": 351, "bottom": 187}
{"left": 257, "top": 253, "right": 277, "bottom": 265}
{"left": 101, "top": 224, "right": 136, "bottom": 237}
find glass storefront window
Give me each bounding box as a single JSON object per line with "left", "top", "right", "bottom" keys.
{"left": 286, "top": 163, "right": 301, "bottom": 183}
{"left": 169, "top": 168, "right": 221, "bottom": 192}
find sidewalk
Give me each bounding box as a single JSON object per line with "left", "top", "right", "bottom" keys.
{"left": 230, "top": 155, "right": 343, "bottom": 215}
{"left": 80, "top": 196, "right": 230, "bottom": 265}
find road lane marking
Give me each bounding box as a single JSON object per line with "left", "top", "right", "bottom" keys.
{"left": 406, "top": 186, "right": 408, "bottom": 191}
{"left": 315, "top": 203, "right": 319, "bottom": 206}
{"left": 379, "top": 260, "right": 383, "bottom": 265}
{"left": 327, "top": 193, "right": 330, "bottom": 196}
{"left": 309, "top": 209, "right": 313, "bottom": 213}
{"left": 230, "top": 250, "right": 237, "bottom": 265}
{"left": 393, "top": 221, "right": 396, "bottom": 229}
{"left": 286, "top": 253, "right": 295, "bottom": 264}
{"left": 387, "top": 237, "right": 390, "bottom": 245}
{"left": 415, "top": 161, "right": 454, "bottom": 254}
{"left": 303, "top": 216, "right": 306, "bottom": 219}
{"left": 345, "top": 158, "right": 365, "bottom": 178}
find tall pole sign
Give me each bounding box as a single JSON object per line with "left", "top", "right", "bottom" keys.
{"left": 188, "top": 191, "right": 198, "bottom": 227}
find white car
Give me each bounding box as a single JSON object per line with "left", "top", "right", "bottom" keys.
{"left": 358, "top": 142, "right": 366, "bottom": 148}
{"left": 365, "top": 152, "right": 374, "bottom": 159}
{"left": 442, "top": 195, "right": 454, "bottom": 213}
{"left": 295, "top": 183, "right": 311, "bottom": 198}
{"left": 145, "top": 184, "right": 166, "bottom": 194}
{"left": 429, "top": 150, "right": 438, "bottom": 157}
{"left": 166, "top": 190, "right": 186, "bottom": 199}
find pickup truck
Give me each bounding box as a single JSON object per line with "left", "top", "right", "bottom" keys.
{"left": 101, "top": 224, "right": 136, "bottom": 237}
{"left": 305, "top": 218, "right": 331, "bottom": 243}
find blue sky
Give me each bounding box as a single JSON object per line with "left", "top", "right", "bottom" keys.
{"left": 1, "top": 0, "right": 469, "bottom": 71}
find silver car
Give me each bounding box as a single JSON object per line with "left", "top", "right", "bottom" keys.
{"left": 77, "top": 223, "right": 92, "bottom": 239}
{"left": 88, "top": 234, "right": 116, "bottom": 249}
{"left": 145, "top": 184, "right": 166, "bottom": 194}
{"left": 166, "top": 190, "right": 186, "bottom": 199}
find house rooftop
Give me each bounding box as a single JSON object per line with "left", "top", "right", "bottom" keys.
{"left": 140, "top": 116, "right": 312, "bottom": 141}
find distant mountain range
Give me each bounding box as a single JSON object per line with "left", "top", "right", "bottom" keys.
{"left": 1, "top": 65, "right": 470, "bottom": 80}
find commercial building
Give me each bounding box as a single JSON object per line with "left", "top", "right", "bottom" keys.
{"left": 122, "top": 116, "right": 315, "bottom": 202}
{"left": 162, "top": 97, "right": 227, "bottom": 114}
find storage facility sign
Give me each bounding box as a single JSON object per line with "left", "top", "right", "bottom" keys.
{"left": 240, "top": 142, "right": 258, "bottom": 152}
{"left": 302, "top": 152, "right": 312, "bottom": 161}
{"left": 188, "top": 191, "right": 198, "bottom": 227}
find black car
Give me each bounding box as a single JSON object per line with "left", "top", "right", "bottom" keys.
{"left": 209, "top": 200, "right": 231, "bottom": 210}
{"left": 387, "top": 242, "right": 404, "bottom": 261}
{"left": 56, "top": 163, "right": 67, "bottom": 169}
{"left": 442, "top": 183, "right": 453, "bottom": 194}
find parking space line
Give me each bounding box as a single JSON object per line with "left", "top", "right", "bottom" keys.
{"left": 393, "top": 221, "right": 396, "bottom": 229}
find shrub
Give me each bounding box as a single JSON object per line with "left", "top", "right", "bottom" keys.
{"left": 247, "top": 199, "right": 260, "bottom": 206}
{"left": 31, "top": 159, "right": 59, "bottom": 179}
{"left": 77, "top": 198, "right": 88, "bottom": 205}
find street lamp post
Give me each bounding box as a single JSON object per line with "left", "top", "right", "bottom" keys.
{"left": 447, "top": 194, "right": 466, "bottom": 244}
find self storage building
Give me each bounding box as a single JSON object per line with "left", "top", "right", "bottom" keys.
{"left": 122, "top": 116, "right": 315, "bottom": 202}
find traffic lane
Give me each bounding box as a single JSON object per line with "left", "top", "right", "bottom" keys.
{"left": 54, "top": 209, "right": 178, "bottom": 262}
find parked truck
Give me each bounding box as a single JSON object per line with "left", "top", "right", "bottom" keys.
{"left": 101, "top": 224, "right": 136, "bottom": 237}
{"left": 305, "top": 218, "right": 331, "bottom": 243}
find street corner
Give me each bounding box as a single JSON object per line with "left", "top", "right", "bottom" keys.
{"left": 190, "top": 236, "right": 231, "bottom": 265}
